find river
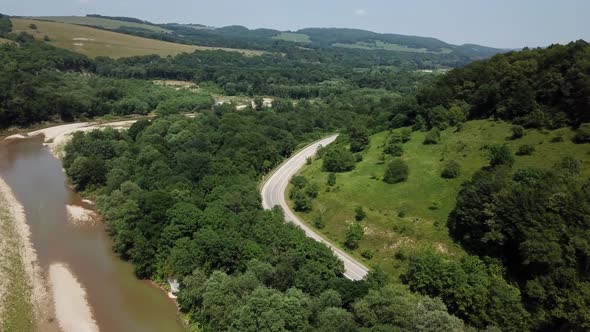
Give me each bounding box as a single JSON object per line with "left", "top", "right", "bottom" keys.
{"left": 0, "top": 136, "right": 186, "bottom": 332}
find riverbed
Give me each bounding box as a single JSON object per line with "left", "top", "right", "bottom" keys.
{"left": 0, "top": 136, "right": 186, "bottom": 332}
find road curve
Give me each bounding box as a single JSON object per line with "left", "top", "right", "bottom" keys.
{"left": 261, "top": 134, "right": 369, "bottom": 281}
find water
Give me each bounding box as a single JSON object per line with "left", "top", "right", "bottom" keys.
{"left": 0, "top": 137, "right": 186, "bottom": 332}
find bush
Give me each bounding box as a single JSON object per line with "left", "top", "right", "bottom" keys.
{"left": 550, "top": 135, "right": 564, "bottom": 143}
{"left": 555, "top": 156, "right": 581, "bottom": 175}
{"left": 441, "top": 160, "right": 461, "bottom": 179}
{"left": 511, "top": 125, "right": 525, "bottom": 139}
{"left": 43, "top": 35, "right": 50, "bottom": 42}
{"left": 305, "top": 157, "right": 312, "bottom": 165}
{"left": 488, "top": 145, "right": 514, "bottom": 168}
{"left": 423, "top": 128, "right": 440, "bottom": 145}
{"left": 345, "top": 223, "right": 364, "bottom": 249}
{"left": 573, "top": 123, "right": 590, "bottom": 143}
{"left": 355, "top": 206, "right": 366, "bottom": 221}
{"left": 290, "top": 176, "right": 308, "bottom": 189}
{"left": 322, "top": 147, "right": 355, "bottom": 172}
{"left": 361, "top": 249, "right": 374, "bottom": 260}
{"left": 401, "top": 128, "right": 412, "bottom": 143}
{"left": 313, "top": 215, "right": 325, "bottom": 229}
{"left": 29, "top": 23, "right": 37, "bottom": 30}
{"left": 326, "top": 172, "right": 336, "bottom": 186}
{"left": 516, "top": 144, "right": 535, "bottom": 156}
{"left": 383, "top": 159, "right": 409, "bottom": 184}
{"left": 384, "top": 143, "right": 403, "bottom": 156}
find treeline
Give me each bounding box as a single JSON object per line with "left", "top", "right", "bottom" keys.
{"left": 408, "top": 40, "right": 590, "bottom": 129}
{"left": 63, "top": 111, "right": 466, "bottom": 331}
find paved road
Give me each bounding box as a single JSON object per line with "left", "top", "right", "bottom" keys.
{"left": 261, "top": 134, "right": 369, "bottom": 280}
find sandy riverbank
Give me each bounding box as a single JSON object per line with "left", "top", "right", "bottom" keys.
{"left": 0, "top": 178, "right": 58, "bottom": 331}
{"left": 66, "top": 204, "right": 98, "bottom": 226}
{"left": 49, "top": 263, "right": 99, "bottom": 332}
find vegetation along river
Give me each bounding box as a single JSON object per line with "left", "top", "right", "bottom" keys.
{"left": 0, "top": 136, "right": 186, "bottom": 332}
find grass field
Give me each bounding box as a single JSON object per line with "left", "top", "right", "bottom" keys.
{"left": 333, "top": 41, "right": 453, "bottom": 54}
{"left": 11, "top": 19, "right": 265, "bottom": 58}
{"left": 35, "top": 16, "right": 171, "bottom": 33}
{"left": 272, "top": 32, "right": 311, "bottom": 43}
{"left": 291, "top": 120, "right": 590, "bottom": 278}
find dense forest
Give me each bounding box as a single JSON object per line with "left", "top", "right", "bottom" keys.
{"left": 402, "top": 40, "right": 590, "bottom": 130}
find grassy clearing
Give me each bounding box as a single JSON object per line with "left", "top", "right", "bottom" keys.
{"left": 0, "top": 193, "right": 34, "bottom": 332}
{"left": 333, "top": 41, "right": 453, "bottom": 54}
{"left": 272, "top": 32, "right": 311, "bottom": 43}
{"left": 291, "top": 120, "right": 590, "bottom": 278}
{"left": 35, "top": 16, "right": 171, "bottom": 33}
{"left": 10, "top": 19, "right": 265, "bottom": 58}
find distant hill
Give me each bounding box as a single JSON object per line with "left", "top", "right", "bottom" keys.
{"left": 35, "top": 15, "right": 171, "bottom": 33}
{"left": 10, "top": 19, "right": 265, "bottom": 58}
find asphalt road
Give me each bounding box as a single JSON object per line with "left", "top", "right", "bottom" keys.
{"left": 260, "top": 134, "right": 369, "bottom": 281}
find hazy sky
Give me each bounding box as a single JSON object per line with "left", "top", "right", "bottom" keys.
{"left": 3, "top": 0, "right": 589, "bottom": 48}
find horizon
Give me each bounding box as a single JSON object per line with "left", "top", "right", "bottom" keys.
{"left": 2, "top": 0, "right": 589, "bottom": 49}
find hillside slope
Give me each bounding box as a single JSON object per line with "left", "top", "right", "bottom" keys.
{"left": 10, "top": 19, "right": 264, "bottom": 58}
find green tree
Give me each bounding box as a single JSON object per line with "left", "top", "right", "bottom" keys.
{"left": 423, "top": 128, "right": 441, "bottom": 145}
{"left": 511, "top": 125, "right": 525, "bottom": 139}
{"left": 441, "top": 160, "right": 461, "bottom": 179}
{"left": 322, "top": 147, "right": 356, "bottom": 172}
{"left": 573, "top": 123, "right": 590, "bottom": 143}
{"left": 383, "top": 159, "right": 409, "bottom": 184}
{"left": 488, "top": 145, "right": 514, "bottom": 168}
{"left": 345, "top": 223, "right": 364, "bottom": 249}
{"left": 327, "top": 172, "right": 336, "bottom": 186}
{"left": 354, "top": 206, "right": 366, "bottom": 221}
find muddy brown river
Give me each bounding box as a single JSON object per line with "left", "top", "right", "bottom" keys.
{"left": 0, "top": 136, "right": 186, "bottom": 332}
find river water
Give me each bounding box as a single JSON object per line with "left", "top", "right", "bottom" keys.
{"left": 0, "top": 136, "right": 186, "bottom": 332}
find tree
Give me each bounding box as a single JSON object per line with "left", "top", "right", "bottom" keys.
{"left": 67, "top": 156, "right": 107, "bottom": 191}
{"left": 516, "top": 144, "right": 535, "bottom": 156}
{"left": 345, "top": 223, "right": 364, "bottom": 249}
{"left": 383, "top": 159, "right": 409, "bottom": 184}
{"left": 423, "top": 128, "right": 440, "bottom": 145}
{"left": 29, "top": 23, "right": 37, "bottom": 30}
{"left": 327, "top": 172, "right": 336, "bottom": 186}
{"left": 441, "top": 160, "right": 461, "bottom": 179}
{"left": 316, "top": 307, "right": 357, "bottom": 332}
{"left": 348, "top": 127, "right": 370, "bottom": 152}
{"left": 354, "top": 206, "right": 366, "bottom": 221}
{"left": 322, "top": 147, "right": 356, "bottom": 173}
{"left": 488, "top": 145, "right": 514, "bottom": 168}
{"left": 384, "top": 143, "right": 403, "bottom": 157}
{"left": 511, "top": 125, "right": 525, "bottom": 139}
{"left": 573, "top": 123, "right": 590, "bottom": 143}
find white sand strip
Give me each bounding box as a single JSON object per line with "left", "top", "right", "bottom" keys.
{"left": 49, "top": 263, "right": 99, "bottom": 332}
{"left": 66, "top": 204, "right": 98, "bottom": 226}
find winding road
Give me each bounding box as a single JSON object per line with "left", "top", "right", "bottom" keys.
{"left": 261, "top": 134, "right": 369, "bottom": 281}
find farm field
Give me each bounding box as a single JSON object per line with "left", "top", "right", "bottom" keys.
{"left": 334, "top": 40, "right": 453, "bottom": 54}
{"left": 272, "top": 32, "right": 311, "bottom": 43}
{"left": 290, "top": 120, "right": 590, "bottom": 277}
{"left": 10, "top": 19, "right": 265, "bottom": 58}
{"left": 35, "top": 16, "right": 171, "bottom": 33}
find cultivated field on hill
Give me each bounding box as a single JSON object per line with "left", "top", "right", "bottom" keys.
{"left": 35, "top": 16, "right": 171, "bottom": 33}
{"left": 11, "top": 19, "right": 265, "bottom": 58}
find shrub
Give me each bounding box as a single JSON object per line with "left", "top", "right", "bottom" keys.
{"left": 326, "top": 172, "right": 336, "bottom": 186}
{"left": 573, "top": 123, "right": 590, "bottom": 143}
{"left": 384, "top": 143, "right": 403, "bottom": 157}
{"left": 305, "top": 157, "right": 312, "bottom": 165}
{"left": 43, "top": 35, "right": 50, "bottom": 41}
{"left": 29, "top": 23, "right": 37, "bottom": 30}
{"left": 355, "top": 206, "right": 366, "bottom": 221}
{"left": 555, "top": 156, "right": 581, "bottom": 175}
{"left": 383, "top": 159, "right": 409, "bottom": 184}
{"left": 290, "top": 176, "right": 308, "bottom": 189}
{"left": 313, "top": 215, "right": 325, "bottom": 229}
{"left": 401, "top": 128, "right": 412, "bottom": 143}
{"left": 511, "top": 125, "right": 525, "bottom": 139}
{"left": 361, "top": 249, "right": 374, "bottom": 260}
{"left": 354, "top": 153, "right": 363, "bottom": 162}
{"left": 488, "top": 145, "right": 514, "bottom": 168}
{"left": 550, "top": 135, "right": 564, "bottom": 143}
{"left": 516, "top": 144, "right": 535, "bottom": 156}
{"left": 423, "top": 128, "right": 440, "bottom": 145}
{"left": 305, "top": 183, "right": 319, "bottom": 198}
{"left": 441, "top": 160, "right": 461, "bottom": 179}
{"left": 345, "top": 223, "right": 364, "bottom": 249}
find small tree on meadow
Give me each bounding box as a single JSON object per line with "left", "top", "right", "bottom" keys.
{"left": 488, "top": 145, "right": 514, "bottom": 168}
{"left": 441, "top": 160, "right": 461, "bottom": 179}
{"left": 423, "top": 128, "right": 441, "bottom": 145}
{"left": 355, "top": 206, "right": 366, "bottom": 221}
{"left": 345, "top": 223, "right": 364, "bottom": 249}
{"left": 383, "top": 159, "right": 409, "bottom": 184}
{"left": 511, "top": 125, "right": 525, "bottom": 139}
{"left": 327, "top": 172, "right": 336, "bottom": 186}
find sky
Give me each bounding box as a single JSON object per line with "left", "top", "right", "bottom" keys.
{"left": 3, "top": 0, "right": 589, "bottom": 48}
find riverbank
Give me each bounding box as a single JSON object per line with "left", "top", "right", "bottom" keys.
{"left": 0, "top": 178, "right": 58, "bottom": 332}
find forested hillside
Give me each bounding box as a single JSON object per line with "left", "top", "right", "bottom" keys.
{"left": 406, "top": 40, "right": 590, "bottom": 129}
